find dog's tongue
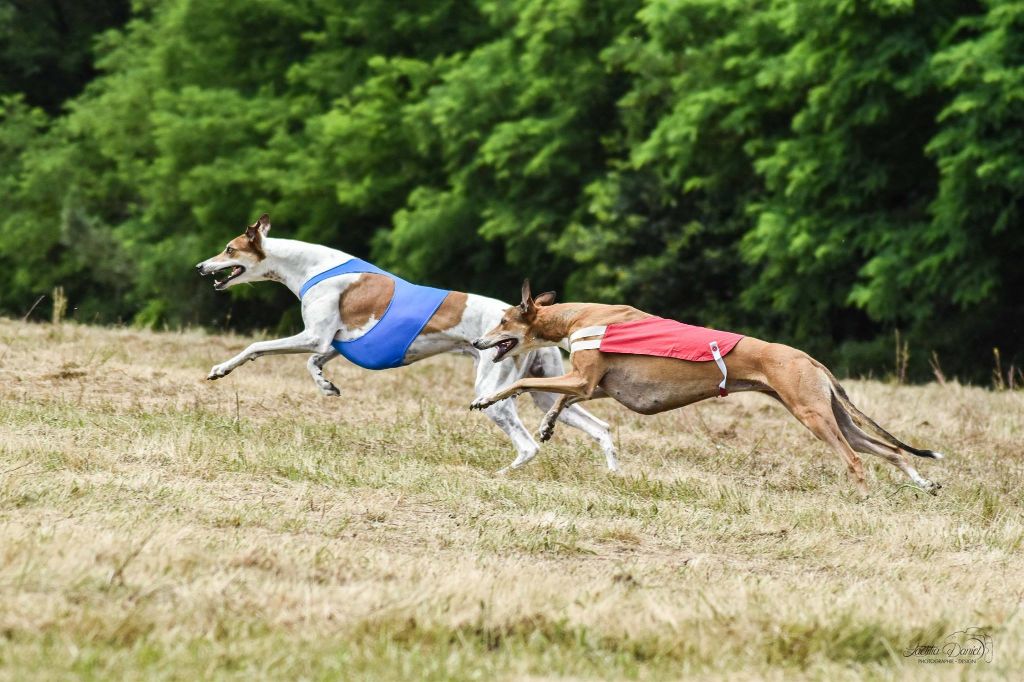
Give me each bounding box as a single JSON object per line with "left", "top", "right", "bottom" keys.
{"left": 492, "top": 339, "right": 514, "bottom": 362}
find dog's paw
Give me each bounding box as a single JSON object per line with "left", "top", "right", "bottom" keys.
{"left": 470, "top": 396, "right": 498, "bottom": 411}
{"left": 207, "top": 364, "right": 232, "bottom": 380}
{"left": 318, "top": 383, "right": 341, "bottom": 397}
{"left": 537, "top": 421, "right": 556, "bottom": 442}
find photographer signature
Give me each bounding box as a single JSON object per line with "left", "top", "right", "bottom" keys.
{"left": 903, "top": 627, "right": 993, "bottom": 664}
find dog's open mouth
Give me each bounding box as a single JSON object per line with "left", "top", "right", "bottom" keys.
{"left": 213, "top": 265, "right": 245, "bottom": 290}
{"left": 492, "top": 338, "right": 518, "bottom": 362}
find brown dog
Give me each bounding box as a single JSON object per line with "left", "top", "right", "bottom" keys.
{"left": 470, "top": 281, "right": 943, "bottom": 496}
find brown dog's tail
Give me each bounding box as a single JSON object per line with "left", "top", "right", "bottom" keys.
{"left": 825, "top": 372, "right": 944, "bottom": 460}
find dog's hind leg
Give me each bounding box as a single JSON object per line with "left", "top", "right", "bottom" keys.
{"left": 828, "top": 388, "right": 941, "bottom": 493}
{"left": 764, "top": 356, "right": 869, "bottom": 497}
{"left": 529, "top": 349, "right": 618, "bottom": 471}
{"left": 530, "top": 393, "right": 619, "bottom": 472}
{"left": 533, "top": 393, "right": 573, "bottom": 442}
{"left": 766, "top": 354, "right": 941, "bottom": 496}
{"left": 799, "top": 407, "right": 868, "bottom": 498}
{"left": 557, "top": 401, "right": 620, "bottom": 473}
{"left": 473, "top": 354, "right": 540, "bottom": 472}
{"left": 484, "top": 401, "right": 541, "bottom": 473}
{"left": 307, "top": 348, "right": 340, "bottom": 396}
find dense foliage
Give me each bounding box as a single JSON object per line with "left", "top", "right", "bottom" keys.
{"left": 1, "top": 0, "right": 1021, "bottom": 380}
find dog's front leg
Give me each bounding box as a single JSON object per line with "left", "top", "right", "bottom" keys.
{"left": 208, "top": 330, "right": 333, "bottom": 380}
{"left": 537, "top": 394, "right": 582, "bottom": 442}
{"left": 208, "top": 293, "right": 340, "bottom": 380}
{"left": 469, "top": 373, "right": 591, "bottom": 411}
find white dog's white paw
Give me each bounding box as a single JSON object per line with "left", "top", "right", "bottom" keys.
{"left": 318, "top": 383, "right": 341, "bottom": 397}
{"left": 207, "top": 364, "right": 233, "bottom": 380}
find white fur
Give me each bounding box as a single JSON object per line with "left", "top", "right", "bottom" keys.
{"left": 198, "top": 235, "right": 619, "bottom": 472}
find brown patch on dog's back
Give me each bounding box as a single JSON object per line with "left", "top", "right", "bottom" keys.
{"left": 421, "top": 291, "right": 468, "bottom": 334}
{"left": 337, "top": 279, "right": 466, "bottom": 334}
{"left": 339, "top": 274, "right": 394, "bottom": 329}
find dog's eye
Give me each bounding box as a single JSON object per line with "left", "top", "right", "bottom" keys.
{"left": 225, "top": 246, "right": 235, "bottom": 255}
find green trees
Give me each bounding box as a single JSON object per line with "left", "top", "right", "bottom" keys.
{"left": 923, "top": 1, "right": 1024, "bottom": 374}
{"left": 0, "top": 0, "right": 130, "bottom": 112}
{"left": 0, "top": 0, "right": 1020, "bottom": 380}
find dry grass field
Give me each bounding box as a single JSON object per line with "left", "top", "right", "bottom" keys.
{"left": 0, "top": 317, "right": 1021, "bottom": 680}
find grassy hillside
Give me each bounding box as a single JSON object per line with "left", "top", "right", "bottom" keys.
{"left": 0, "top": 318, "right": 1020, "bottom": 679}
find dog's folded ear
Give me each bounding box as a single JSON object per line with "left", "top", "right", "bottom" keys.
{"left": 534, "top": 291, "right": 556, "bottom": 306}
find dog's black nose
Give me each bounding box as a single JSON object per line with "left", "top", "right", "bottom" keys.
{"left": 472, "top": 339, "right": 486, "bottom": 350}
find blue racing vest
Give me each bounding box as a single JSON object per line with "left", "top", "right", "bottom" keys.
{"left": 300, "top": 259, "right": 449, "bottom": 370}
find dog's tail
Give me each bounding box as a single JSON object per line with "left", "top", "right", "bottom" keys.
{"left": 824, "top": 370, "right": 944, "bottom": 460}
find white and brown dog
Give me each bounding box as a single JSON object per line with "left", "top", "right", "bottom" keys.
{"left": 471, "top": 281, "right": 944, "bottom": 496}
{"left": 195, "top": 215, "right": 618, "bottom": 472}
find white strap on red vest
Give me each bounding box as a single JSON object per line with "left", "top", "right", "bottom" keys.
{"left": 567, "top": 325, "right": 607, "bottom": 354}
{"left": 709, "top": 340, "right": 728, "bottom": 397}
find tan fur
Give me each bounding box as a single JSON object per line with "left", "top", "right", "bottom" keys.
{"left": 422, "top": 291, "right": 468, "bottom": 334}
{"left": 337, "top": 280, "right": 467, "bottom": 334}
{"left": 475, "top": 286, "right": 942, "bottom": 497}
{"left": 208, "top": 231, "right": 266, "bottom": 266}
{"left": 338, "top": 274, "right": 393, "bottom": 329}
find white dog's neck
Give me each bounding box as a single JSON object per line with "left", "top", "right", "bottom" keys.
{"left": 261, "top": 238, "right": 354, "bottom": 297}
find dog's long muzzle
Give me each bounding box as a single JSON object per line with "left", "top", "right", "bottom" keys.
{"left": 196, "top": 260, "right": 247, "bottom": 289}
{"left": 474, "top": 336, "right": 518, "bottom": 362}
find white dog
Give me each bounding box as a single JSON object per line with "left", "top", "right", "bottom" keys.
{"left": 195, "top": 214, "right": 618, "bottom": 472}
